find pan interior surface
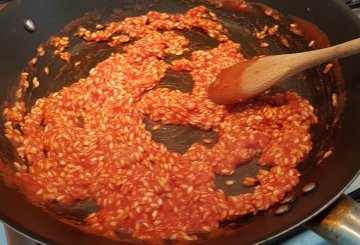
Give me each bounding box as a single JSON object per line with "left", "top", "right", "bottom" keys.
{"left": 0, "top": 0, "right": 360, "bottom": 245}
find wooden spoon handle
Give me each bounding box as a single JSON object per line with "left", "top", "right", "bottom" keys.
{"left": 289, "top": 38, "right": 360, "bottom": 72}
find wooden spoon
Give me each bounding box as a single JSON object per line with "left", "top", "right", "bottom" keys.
{"left": 208, "top": 38, "right": 360, "bottom": 105}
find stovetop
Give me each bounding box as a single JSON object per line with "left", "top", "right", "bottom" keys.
{"left": 0, "top": 0, "right": 359, "bottom": 244}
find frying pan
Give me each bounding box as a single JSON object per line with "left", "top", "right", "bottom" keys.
{"left": 0, "top": 0, "right": 360, "bottom": 244}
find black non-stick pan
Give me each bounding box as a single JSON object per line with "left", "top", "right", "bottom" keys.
{"left": 0, "top": 0, "right": 360, "bottom": 244}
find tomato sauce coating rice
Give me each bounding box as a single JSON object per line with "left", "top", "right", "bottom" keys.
{"left": 3, "top": 6, "right": 317, "bottom": 242}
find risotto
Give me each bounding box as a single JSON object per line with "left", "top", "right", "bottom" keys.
{"left": 3, "top": 6, "right": 317, "bottom": 242}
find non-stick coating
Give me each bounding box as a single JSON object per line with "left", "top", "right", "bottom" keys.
{"left": 0, "top": 0, "right": 360, "bottom": 245}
